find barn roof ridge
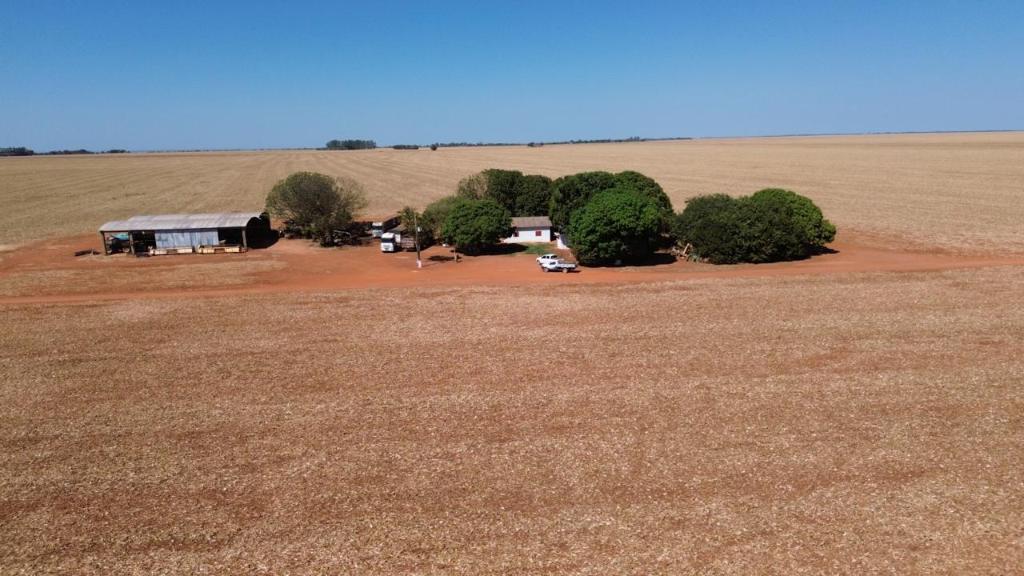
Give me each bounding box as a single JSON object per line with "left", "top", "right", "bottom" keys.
{"left": 99, "top": 212, "right": 263, "bottom": 232}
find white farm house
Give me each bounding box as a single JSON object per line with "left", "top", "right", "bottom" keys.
{"left": 504, "top": 216, "right": 552, "bottom": 244}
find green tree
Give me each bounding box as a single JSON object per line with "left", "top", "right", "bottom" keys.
{"left": 441, "top": 198, "right": 513, "bottom": 255}
{"left": 421, "top": 195, "right": 461, "bottom": 241}
{"left": 749, "top": 188, "right": 836, "bottom": 249}
{"left": 548, "top": 171, "right": 618, "bottom": 229}
{"left": 265, "top": 172, "right": 367, "bottom": 245}
{"left": 481, "top": 169, "right": 524, "bottom": 214}
{"left": 398, "top": 206, "right": 431, "bottom": 246}
{"left": 672, "top": 194, "right": 747, "bottom": 264}
{"left": 549, "top": 170, "right": 674, "bottom": 231}
{"left": 455, "top": 169, "right": 554, "bottom": 217}
{"left": 673, "top": 189, "right": 836, "bottom": 264}
{"left": 515, "top": 174, "right": 554, "bottom": 216}
{"left": 614, "top": 171, "right": 673, "bottom": 214}
{"left": 739, "top": 189, "right": 836, "bottom": 262}
{"left": 567, "top": 188, "right": 663, "bottom": 265}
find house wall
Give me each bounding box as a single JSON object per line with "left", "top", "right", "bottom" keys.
{"left": 504, "top": 227, "right": 552, "bottom": 243}
{"left": 155, "top": 229, "right": 219, "bottom": 248}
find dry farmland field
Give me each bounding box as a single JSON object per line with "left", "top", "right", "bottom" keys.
{"left": 2, "top": 132, "right": 1024, "bottom": 574}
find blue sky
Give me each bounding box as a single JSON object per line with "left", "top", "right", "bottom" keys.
{"left": 2, "top": 1, "right": 1022, "bottom": 150}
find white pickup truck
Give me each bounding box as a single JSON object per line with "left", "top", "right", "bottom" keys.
{"left": 537, "top": 254, "right": 578, "bottom": 273}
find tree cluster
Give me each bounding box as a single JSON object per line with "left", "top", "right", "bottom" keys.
{"left": 0, "top": 147, "right": 35, "bottom": 156}
{"left": 406, "top": 167, "right": 835, "bottom": 267}
{"left": 325, "top": 139, "right": 376, "bottom": 150}
{"left": 392, "top": 144, "right": 419, "bottom": 150}
{"left": 673, "top": 189, "right": 835, "bottom": 263}
{"left": 455, "top": 169, "right": 554, "bottom": 217}
{"left": 1, "top": 147, "right": 130, "bottom": 157}
{"left": 265, "top": 172, "right": 367, "bottom": 246}
{"left": 546, "top": 171, "right": 675, "bottom": 265}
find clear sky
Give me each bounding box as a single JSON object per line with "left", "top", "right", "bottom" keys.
{"left": 2, "top": 1, "right": 1022, "bottom": 151}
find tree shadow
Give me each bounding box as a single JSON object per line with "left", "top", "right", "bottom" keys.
{"left": 248, "top": 233, "right": 279, "bottom": 249}
{"left": 584, "top": 252, "right": 678, "bottom": 268}
{"left": 482, "top": 243, "right": 528, "bottom": 255}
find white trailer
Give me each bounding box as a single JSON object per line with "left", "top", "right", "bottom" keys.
{"left": 380, "top": 231, "right": 401, "bottom": 252}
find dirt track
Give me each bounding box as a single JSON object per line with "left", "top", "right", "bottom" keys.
{"left": 2, "top": 232, "right": 1023, "bottom": 306}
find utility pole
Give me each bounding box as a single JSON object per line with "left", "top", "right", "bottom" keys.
{"left": 413, "top": 211, "right": 422, "bottom": 268}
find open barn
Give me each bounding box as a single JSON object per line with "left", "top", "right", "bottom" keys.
{"left": 98, "top": 212, "right": 272, "bottom": 255}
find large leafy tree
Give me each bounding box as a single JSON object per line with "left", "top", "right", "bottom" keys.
{"left": 265, "top": 172, "right": 366, "bottom": 245}
{"left": 480, "top": 169, "right": 523, "bottom": 214}
{"left": 548, "top": 171, "right": 618, "bottom": 229}
{"left": 441, "top": 198, "right": 513, "bottom": 255}
{"left": 567, "top": 188, "right": 663, "bottom": 265}
{"left": 672, "top": 194, "right": 747, "bottom": 264}
{"left": 455, "top": 169, "right": 554, "bottom": 217}
{"left": 421, "top": 195, "right": 462, "bottom": 241}
{"left": 748, "top": 188, "right": 836, "bottom": 249}
{"left": 515, "top": 174, "right": 554, "bottom": 217}
{"left": 549, "top": 170, "right": 674, "bottom": 232}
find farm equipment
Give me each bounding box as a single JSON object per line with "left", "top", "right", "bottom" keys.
{"left": 671, "top": 243, "right": 700, "bottom": 262}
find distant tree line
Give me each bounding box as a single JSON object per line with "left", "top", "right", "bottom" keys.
{"left": 429, "top": 141, "right": 522, "bottom": 149}
{"left": 412, "top": 136, "right": 694, "bottom": 151}
{"left": 0, "top": 147, "right": 34, "bottom": 156}
{"left": 0, "top": 147, "right": 130, "bottom": 157}
{"left": 325, "top": 139, "right": 377, "bottom": 150}
{"left": 541, "top": 136, "right": 693, "bottom": 146}
{"left": 45, "top": 149, "right": 95, "bottom": 155}
{"left": 392, "top": 144, "right": 420, "bottom": 150}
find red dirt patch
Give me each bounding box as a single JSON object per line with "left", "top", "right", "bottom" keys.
{"left": 1, "top": 232, "right": 1022, "bottom": 306}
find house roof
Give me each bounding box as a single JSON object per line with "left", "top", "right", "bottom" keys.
{"left": 99, "top": 212, "right": 262, "bottom": 232}
{"left": 511, "top": 216, "right": 552, "bottom": 228}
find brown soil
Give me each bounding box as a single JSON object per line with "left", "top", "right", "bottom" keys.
{"left": 2, "top": 231, "right": 1024, "bottom": 307}
{"left": 1, "top": 231, "right": 1022, "bottom": 306}
{"left": 3, "top": 263, "right": 1023, "bottom": 574}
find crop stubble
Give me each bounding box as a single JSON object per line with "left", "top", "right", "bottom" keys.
{"left": 1, "top": 132, "right": 1022, "bottom": 574}
{"left": 1, "top": 266, "right": 1023, "bottom": 573}
{"left": 0, "top": 132, "right": 1022, "bottom": 253}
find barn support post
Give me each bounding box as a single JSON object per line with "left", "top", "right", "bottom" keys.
{"left": 241, "top": 228, "right": 248, "bottom": 249}
{"left": 128, "top": 231, "right": 135, "bottom": 255}
{"left": 100, "top": 232, "right": 109, "bottom": 255}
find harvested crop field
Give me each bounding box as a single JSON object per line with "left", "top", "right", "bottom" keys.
{"left": 2, "top": 267, "right": 1024, "bottom": 573}
{"left": 1, "top": 132, "right": 1023, "bottom": 253}
{"left": 2, "top": 132, "right": 1023, "bottom": 574}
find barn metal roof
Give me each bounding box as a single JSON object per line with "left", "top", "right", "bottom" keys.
{"left": 99, "top": 212, "right": 262, "bottom": 232}
{"left": 511, "top": 216, "right": 552, "bottom": 228}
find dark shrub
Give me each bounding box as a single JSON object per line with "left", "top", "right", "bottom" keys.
{"left": 673, "top": 194, "right": 748, "bottom": 264}
{"left": 674, "top": 189, "right": 835, "bottom": 263}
